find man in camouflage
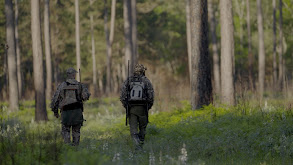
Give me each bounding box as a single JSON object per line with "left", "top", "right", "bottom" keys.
{"left": 120, "top": 64, "right": 154, "bottom": 149}
{"left": 50, "top": 67, "right": 91, "bottom": 146}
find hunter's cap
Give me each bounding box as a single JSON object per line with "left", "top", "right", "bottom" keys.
{"left": 134, "top": 64, "right": 147, "bottom": 74}
{"left": 66, "top": 67, "right": 78, "bottom": 75}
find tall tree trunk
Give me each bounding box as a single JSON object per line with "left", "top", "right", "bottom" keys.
{"left": 105, "top": 0, "right": 117, "bottom": 95}
{"left": 131, "top": 0, "right": 138, "bottom": 64}
{"left": 257, "top": 0, "right": 265, "bottom": 100}
{"left": 98, "top": 70, "right": 104, "bottom": 95}
{"left": 208, "top": 0, "right": 220, "bottom": 96}
{"left": 90, "top": 0, "right": 97, "bottom": 97}
{"left": 44, "top": 0, "right": 52, "bottom": 100}
{"left": 246, "top": 0, "right": 254, "bottom": 90}
{"left": 104, "top": 0, "right": 111, "bottom": 94}
{"left": 75, "top": 0, "right": 81, "bottom": 81}
{"left": 15, "top": 0, "right": 22, "bottom": 99}
{"left": 2, "top": 44, "right": 8, "bottom": 99}
{"left": 190, "top": 0, "right": 212, "bottom": 110}
{"left": 5, "top": 0, "right": 19, "bottom": 111}
{"left": 185, "top": 0, "right": 192, "bottom": 82}
{"left": 123, "top": 0, "right": 133, "bottom": 76}
{"left": 272, "top": 0, "right": 277, "bottom": 90}
{"left": 278, "top": 0, "right": 284, "bottom": 91}
{"left": 31, "top": 0, "right": 48, "bottom": 121}
{"left": 220, "top": 0, "right": 235, "bottom": 105}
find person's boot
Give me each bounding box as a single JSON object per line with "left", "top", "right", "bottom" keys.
{"left": 132, "top": 133, "right": 142, "bottom": 151}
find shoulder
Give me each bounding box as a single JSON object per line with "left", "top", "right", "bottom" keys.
{"left": 57, "top": 82, "right": 67, "bottom": 89}
{"left": 141, "top": 76, "right": 151, "bottom": 83}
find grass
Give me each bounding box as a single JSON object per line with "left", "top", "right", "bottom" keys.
{"left": 1, "top": 98, "right": 293, "bottom": 164}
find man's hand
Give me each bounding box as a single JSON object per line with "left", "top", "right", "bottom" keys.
{"left": 54, "top": 112, "right": 59, "bottom": 118}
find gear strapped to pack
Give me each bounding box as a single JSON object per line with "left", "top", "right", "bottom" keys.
{"left": 60, "top": 82, "right": 82, "bottom": 109}
{"left": 128, "top": 76, "right": 146, "bottom": 103}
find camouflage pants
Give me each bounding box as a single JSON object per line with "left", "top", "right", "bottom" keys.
{"left": 61, "top": 124, "right": 81, "bottom": 146}
{"left": 129, "top": 105, "right": 148, "bottom": 146}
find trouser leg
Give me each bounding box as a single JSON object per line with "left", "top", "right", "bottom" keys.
{"left": 72, "top": 124, "right": 81, "bottom": 146}
{"left": 61, "top": 124, "right": 71, "bottom": 144}
{"left": 138, "top": 115, "right": 148, "bottom": 143}
{"left": 129, "top": 113, "right": 140, "bottom": 146}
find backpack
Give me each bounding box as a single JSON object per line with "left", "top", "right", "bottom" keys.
{"left": 128, "top": 76, "right": 146, "bottom": 103}
{"left": 60, "top": 82, "right": 82, "bottom": 108}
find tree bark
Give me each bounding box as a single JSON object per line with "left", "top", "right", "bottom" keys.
{"left": 257, "top": 0, "right": 265, "bottom": 100}
{"left": 90, "top": 0, "right": 97, "bottom": 97}
{"left": 131, "top": 0, "right": 138, "bottom": 64}
{"left": 190, "top": 0, "right": 212, "bottom": 110}
{"left": 31, "top": 0, "right": 48, "bottom": 121}
{"left": 124, "top": 0, "right": 133, "bottom": 76}
{"left": 278, "top": 0, "right": 284, "bottom": 91}
{"left": 104, "top": 0, "right": 111, "bottom": 94}
{"left": 98, "top": 70, "right": 104, "bottom": 95}
{"left": 5, "top": 0, "right": 19, "bottom": 111}
{"left": 105, "top": 0, "right": 117, "bottom": 95}
{"left": 220, "top": 0, "right": 235, "bottom": 105}
{"left": 208, "top": 0, "right": 220, "bottom": 96}
{"left": 246, "top": 0, "right": 254, "bottom": 90}
{"left": 185, "top": 0, "right": 192, "bottom": 82}
{"left": 2, "top": 44, "right": 9, "bottom": 99}
{"left": 273, "top": 0, "right": 277, "bottom": 90}
{"left": 14, "top": 0, "right": 22, "bottom": 99}
{"left": 75, "top": 0, "right": 81, "bottom": 81}
{"left": 44, "top": 0, "right": 53, "bottom": 100}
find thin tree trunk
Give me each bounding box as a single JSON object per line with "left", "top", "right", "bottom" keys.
{"left": 131, "top": 0, "right": 138, "bottom": 64}
{"left": 15, "top": 0, "right": 22, "bottom": 99}
{"left": 75, "top": 0, "right": 81, "bottom": 81}
{"left": 90, "top": 0, "right": 97, "bottom": 97}
{"left": 112, "top": 67, "right": 118, "bottom": 94}
{"left": 208, "top": 0, "right": 220, "bottom": 96}
{"left": 104, "top": 0, "right": 111, "bottom": 94}
{"left": 124, "top": 0, "right": 133, "bottom": 76}
{"left": 185, "top": 0, "right": 192, "bottom": 82}
{"left": 273, "top": 0, "right": 277, "bottom": 90}
{"left": 31, "top": 0, "right": 48, "bottom": 121}
{"left": 116, "top": 64, "right": 121, "bottom": 93}
{"left": 44, "top": 0, "right": 53, "bottom": 100}
{"left": 98, "top": 70, "right": 104, "bottom": 95}
{"left": 2, "top": 44, "right": 9, "bottom": 99}
{"left": 105, "top": 0, "right": 117, "bottom": 94}
{"left": 190, "top": 0, "right": 212, "bottom": 110}
{"left": 278, "top": 0, "right": 284, "bottom": 91}
{"left": 5, "top": 0, "right": 19, "bottom": 111}
{"left": 220, "top": 0, "right": 235, "bottom": 105}
{"left": 257, "top": 0, "right": 265, "bottom": 100}
{"left": 246, "top": 0, "right": 254, "bottom": 90}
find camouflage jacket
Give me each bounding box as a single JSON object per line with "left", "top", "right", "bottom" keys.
{"left": 50, "top": 79, "right": 91, "bottom": 113}
{"left": 120, "top": 75, "right": 154, "bottom": 109}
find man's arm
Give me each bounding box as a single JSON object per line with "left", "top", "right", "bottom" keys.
{"left": 144, "top": 77, "right": 154, "bottom": 109}
{"left": 50, "top": 83, "right": 65, "bottom": 118}
{"left": 80, "top": 83, "right": 91, "bottom": 101}
{"left": 120, "top": 78, "right": 129, "bottom": 108}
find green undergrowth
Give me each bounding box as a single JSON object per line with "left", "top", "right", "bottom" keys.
{"left": 1, "top": 99, "right": 293, "bottom": 164}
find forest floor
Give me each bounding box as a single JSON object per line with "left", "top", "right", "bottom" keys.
{"left": 1, "top": 98, "right": 293, "bottom": 165}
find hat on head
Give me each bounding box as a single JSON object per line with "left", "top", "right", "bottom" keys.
{"left": 134, "top": 64, "right": 147, "bottom": 75}
{"left": 66, "top": 67, "right": 78, "bottom": 75}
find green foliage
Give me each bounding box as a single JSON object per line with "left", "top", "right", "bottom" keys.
{"left": 1, "top": 99, "right": 293, "bottom": 164}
